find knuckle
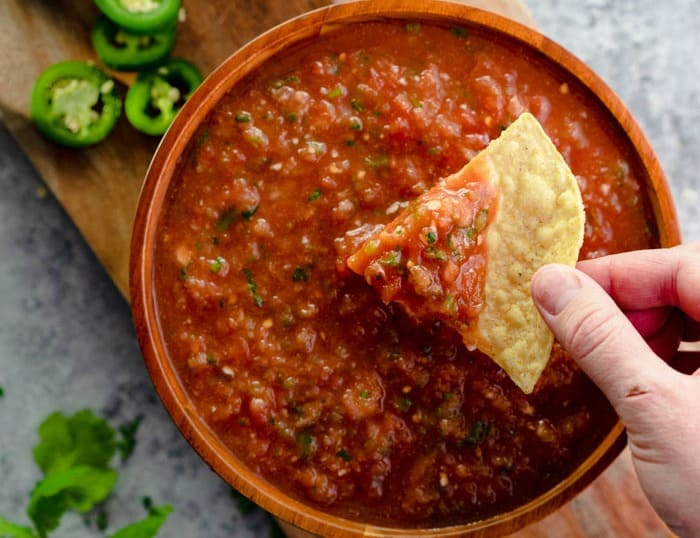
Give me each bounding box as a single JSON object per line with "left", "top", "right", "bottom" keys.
{"left": 562, "top": 305, "right": 620, "bottom": 364}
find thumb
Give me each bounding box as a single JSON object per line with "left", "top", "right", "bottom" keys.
{"left": 530, "top": 264, "right": 681, "bottom": 421}
{"left": 532, "top": 264, "right": 700, "bottom": 537}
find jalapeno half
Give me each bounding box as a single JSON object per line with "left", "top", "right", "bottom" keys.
{"left": 30, "top": 61, "right": 122, "bottom": 148}
{"left": 94, "top": 0, "right": 181, "bottom": 35}
{"left": 125, "top": 58, "right": 202, "bottom": 136}
{"left": 91, "top": 15, "right": 176, "bottom": 71}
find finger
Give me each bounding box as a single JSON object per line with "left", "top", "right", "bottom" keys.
{"left": 576, "top": 242, "right": 700, "bottom": 320}
{"left": 624, "top": 307, "right": 683, "bottom": 362}
{"left": 530, "top": 264, "right": 680, "bottom": 412}
{"left": 625, "top": 307, "right": 674, "bottom": 338}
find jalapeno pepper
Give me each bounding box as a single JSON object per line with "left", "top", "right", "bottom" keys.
{"left": 125, "top": 58, "right": 202, "bottom": 135}
{"left": 91, "top": 15, "right": 176, "bottom": 71}
{"left": 30, "top": 61, "right": 122, "bottom": 148}
{"left": 94, "top": 0, "right": 181, "bottom": 35}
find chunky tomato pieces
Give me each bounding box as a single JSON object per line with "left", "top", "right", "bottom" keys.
{"left": 347, "top": 167, "right": 496, "bottom": 323}
{"left": 155, "top": 21, "right": 658, "bottom": 526}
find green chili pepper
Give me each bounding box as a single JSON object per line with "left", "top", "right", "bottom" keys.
{"left": 30, "top": 61, "right": 121, "bottom": 148}
{"left": 124, "top": 58, "right": 202, "bottom": 135}
{"left": 91, "top": 15, "right": 176, "bottom": 71}
{"left": 94, "top": 0, "right": 181, "bottom": 35}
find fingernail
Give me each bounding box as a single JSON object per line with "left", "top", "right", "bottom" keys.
{"left": 532, "top": 265, "right": 583, "bottom": 316}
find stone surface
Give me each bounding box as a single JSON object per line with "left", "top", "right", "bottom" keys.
{"left": 0, "top": 1, "right": 697, "bottom": 536}
{"left": 530, "top": 0, "right": 700, "bottom": 241}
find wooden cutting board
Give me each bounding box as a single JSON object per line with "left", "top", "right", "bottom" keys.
{"left": 0, "top": 1, "right": 670, "bottom": 536}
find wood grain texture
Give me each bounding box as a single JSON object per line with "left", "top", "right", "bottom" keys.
{"left": 0, "top": 0, "right": 534, "bottom": 298}
{"left": 0, "top": 0, "right": 328, "bottom": 298}
{"left": 0, "top": 1, "right": 673, "bottom": 537}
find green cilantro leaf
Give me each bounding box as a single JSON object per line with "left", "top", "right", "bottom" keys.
{"left": 292, "top": 266, "right": 309, "bottom": 282}
{"left": 307, "top": 188, "right": 322, "bottom": 202}
{"left": 0, "top": 515, "right": 36, "bottom": 538}
{"left": 33, "top": 410, "right": 115, "bottom": 476}
{"left": 335, "top": 448, "right": 352, "bottom": 462}
{"left": 364, "top": 154, "right": 389, "bottom": 168}
{"left": 4, "top": 409, "right": 173, "bottom": 538}
{"left": 296, "top": 431, "right": 316, "bottom": 459}
{"left": 116, "top": 415, "right": 144, "bottom": 462}
{"left": 380, "top": 248, "right": 401, "bottom": 267}
{"left": 243, "top": 268, "right": 264, "bottom": 307}
{"left": 27, "top": 465, "right": 118, "bottom": 536}
{"left": 241, "top": 205, "right": 258, "bottom": 220}
{"left": 209, "top": 256, "right": 225, "bottom": 274}
{"left": 109, "top": 504, "right": 173, "bottom": 538}
{"left": 141, "top": 496, "right": 153, "bottom": 512}
{"left": 466, "top": 420, "right": 489, "bottom": 444}
{"left": 326, "top": 86, "right": 344, "bottom": 99}
{"left": 96, "top": 507, "right": 109, "bottom": 531}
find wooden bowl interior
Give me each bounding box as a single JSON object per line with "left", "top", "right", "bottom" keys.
{"left": 130, "top": 1, "right": 681, "bottom": 537}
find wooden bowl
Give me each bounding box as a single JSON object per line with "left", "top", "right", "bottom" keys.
{"left": 130, "top": 1, "right": 680, "bottom": 536}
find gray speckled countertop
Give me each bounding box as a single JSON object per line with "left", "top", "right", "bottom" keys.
{"left": 1, "top": 1, "right": 698, "bottom": 536}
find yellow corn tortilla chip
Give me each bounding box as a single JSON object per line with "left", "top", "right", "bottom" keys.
{"left": 461, "top": 112, "right": 585, "bottom": 392}
{"left": 347, "top": 112, "right": 585, "bottom": 393}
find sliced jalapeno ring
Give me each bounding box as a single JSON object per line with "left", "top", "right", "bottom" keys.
{"left": 30, "top": 61, "right": 122, "bottom": 148}
{"left": 125, "top": 58, "right": 202, "bottom": 136}
{"left": 94, "top": 0, "right": 181, "bottom": 35}
{"left": 91, "top": 15, "right": 176, "bottom": 71}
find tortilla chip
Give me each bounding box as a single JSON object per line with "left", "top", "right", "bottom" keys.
{"left": 347, "top": 113, "right": 585, "bottom": 393}
{"left": 467, "top": 113, "right": 585, "bottom": 392}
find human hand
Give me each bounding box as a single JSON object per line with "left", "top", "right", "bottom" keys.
{"left": 530, "top": 243, "right": 700, "bottom": 537}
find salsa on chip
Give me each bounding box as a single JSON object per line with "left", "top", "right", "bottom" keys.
{"left": 348, "top": 113, "right": 585, "bottom": 393}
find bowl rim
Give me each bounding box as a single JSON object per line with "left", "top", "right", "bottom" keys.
{"left": 130, "top": 1, "right": 680, "bottom": 536}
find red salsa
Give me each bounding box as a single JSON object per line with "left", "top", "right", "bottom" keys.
{"left": 347, "top": 164, "right": 496, "bottom": 326}
{"left": 154, "top": 21, "right": 658, "bottom": 526}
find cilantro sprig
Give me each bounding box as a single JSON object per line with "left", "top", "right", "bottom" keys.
{"left": 116, "top": 414, "right": 144, "bottom": 462}
{"left": 109, "top": 505, "right": 173, "bottom": 538}
{"left": 0, "top": 409, "right": 171, "bottom": 538}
